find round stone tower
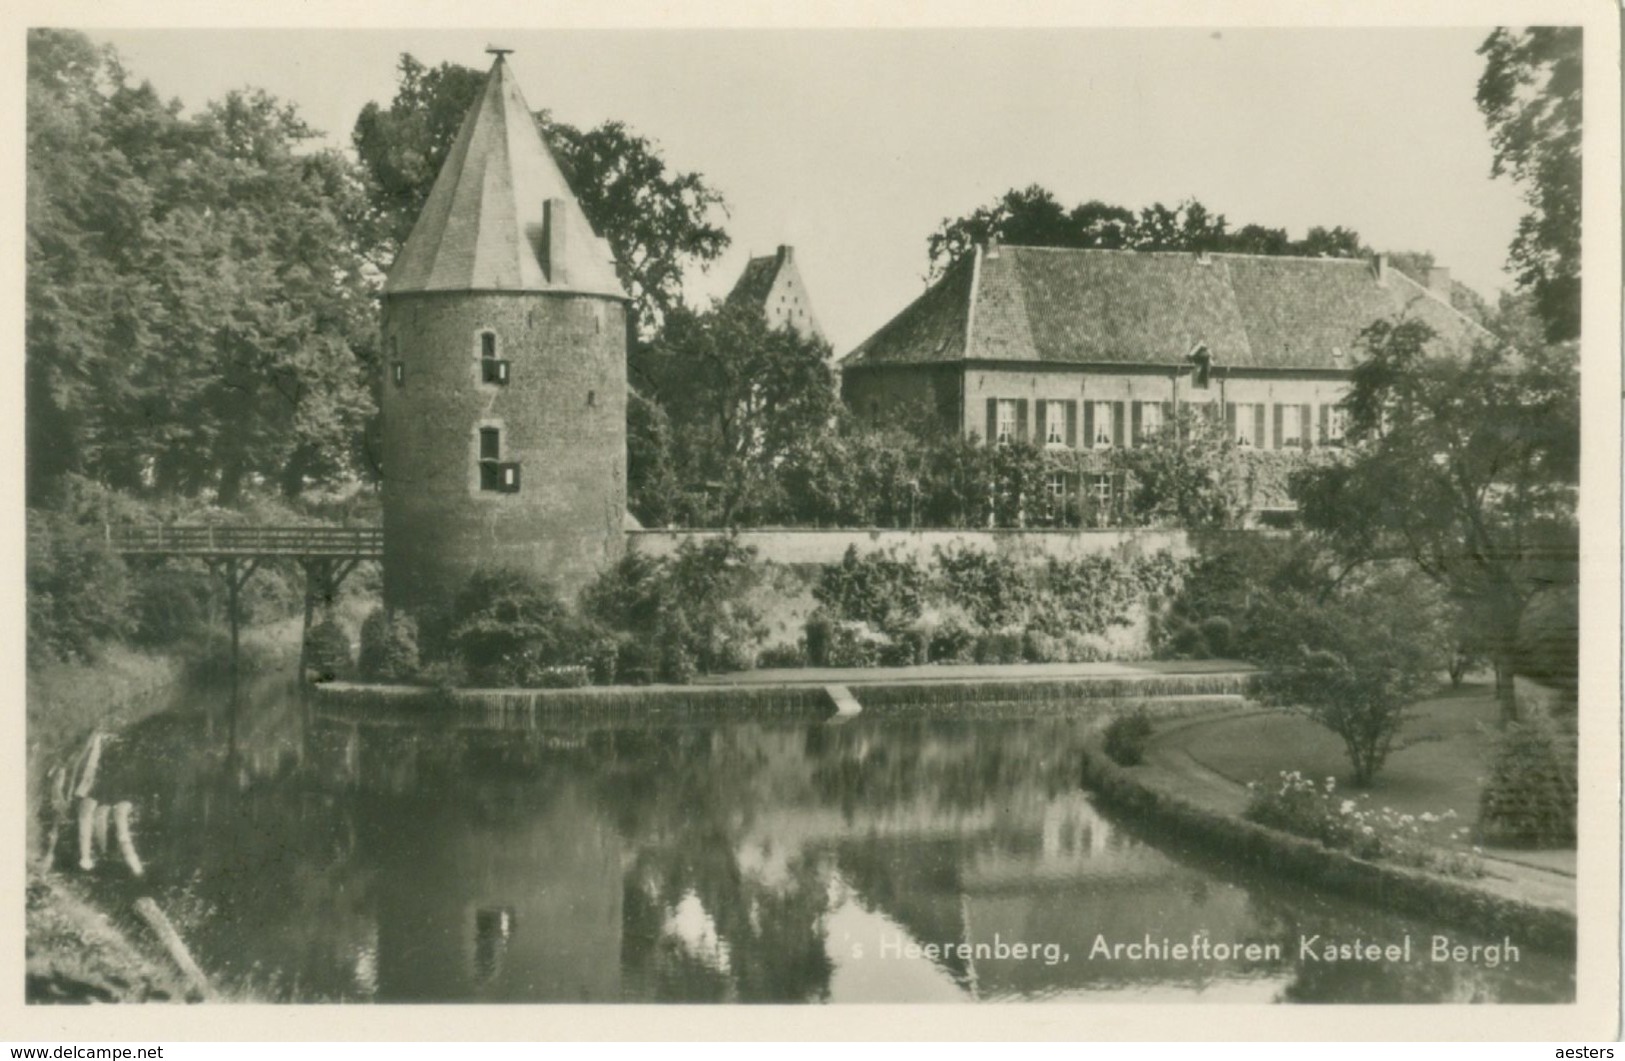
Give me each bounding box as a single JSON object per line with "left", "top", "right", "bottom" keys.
{"left": 379, "top": 54, "right": 628, "bottom": 615}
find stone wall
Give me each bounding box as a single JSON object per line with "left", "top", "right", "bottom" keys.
{"left": 381, "top": 291, "right": 627, "bottom": 613}
{"left": 627, "top": 527, "right": 1192, "bottom": 568}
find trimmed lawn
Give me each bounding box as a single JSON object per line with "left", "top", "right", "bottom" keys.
{"left": 1164, "top": 682, "right": 1502, "bottom": 824}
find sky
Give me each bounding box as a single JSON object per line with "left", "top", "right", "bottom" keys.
{"left": 88, "top": 27, "right": 1527, "bottom": 355}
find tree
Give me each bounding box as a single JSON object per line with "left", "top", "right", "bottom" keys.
{"left": 640, "top": 301, "right": 840, "bottom": 525}
{"left": 352, "top": 54, "right": 729, "bottom": 338}
{"left": 1255, "top": 570, "right": 1449, "bottom": 786}
{"left": 1121, "top": 407, "right": 1247, "bottom": 529}
{"left": 926, "top": 186, "right": 1374, "bottom": 280}
{"left": 26, "top": 30, "right": 377, "bottom": 504}
{"left": 1290, "top": 314, "right": 1578, "bottom": 721}
{"left": 926, "top": 185, "right": 1135, "bottom": 279}
{"left": 1477, "top": 27, "right": 1582, "bottom": 343}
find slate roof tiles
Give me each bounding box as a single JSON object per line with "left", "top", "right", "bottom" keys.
{"left": 847, "top": 245, "right": 1480, "bottom": 371}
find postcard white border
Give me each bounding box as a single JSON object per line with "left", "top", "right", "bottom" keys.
{"left": 2, "top": 0, "right": 1618, "bottom": 1042}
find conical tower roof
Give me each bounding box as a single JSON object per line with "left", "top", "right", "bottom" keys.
{"left": 384, "top": 55, "right": 626, "bottom": 299}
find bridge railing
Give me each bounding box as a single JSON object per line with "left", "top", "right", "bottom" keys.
{"left": 106, "top": 524, "right": 384, "bottom": 559}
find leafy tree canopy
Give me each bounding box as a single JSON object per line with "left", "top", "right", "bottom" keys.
{"left": 1477, "top": 27, "right": 1582, "bottom": 343}
{"left": 926, "top": 184, "right": 1376, "bottom": 280}
{"left": 636, "top": 301, "right": 840, "bottom": 526}
{"left": 27, "top": 29, "right": 376, "bottom": 505}
{"left": 1289, "top": 309, "right": 1578, "bottom": 720}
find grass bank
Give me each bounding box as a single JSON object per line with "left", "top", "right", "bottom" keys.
{"left": 1078, "top": 687, "right": 1577, "bottom": 954}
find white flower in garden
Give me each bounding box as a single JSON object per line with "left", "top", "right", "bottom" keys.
{"left": 1340, "top": 800, "right": 1356, "bottom": 814}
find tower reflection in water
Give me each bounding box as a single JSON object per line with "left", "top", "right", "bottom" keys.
{"left": 106, "top": 696, "right": 1574, "bottom": 1005}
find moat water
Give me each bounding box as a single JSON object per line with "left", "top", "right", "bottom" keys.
{"left": 87, "top": 675, "right": 1574, "bottom": 1003}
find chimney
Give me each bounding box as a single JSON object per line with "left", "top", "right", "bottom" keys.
{"left": 985, "top": 234, "right": 1001, "bottom": 259}
{"left": 1373, "top": 252, "right": 1388, "bottom": 286}
{"left": 543, "top": 198, "right": 570, "bottom": 285}
{"left": 1426, "top": 265, "right": 1452, "bottom": 297}
{"left": 776, "top": 244, "right": 794, "bottom": 265}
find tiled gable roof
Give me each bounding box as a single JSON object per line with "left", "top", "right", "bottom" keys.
{"left": 847, "top": 245, "right": 1481, "bottom": 370}
{"left": 385, "top": 56, "right": 625, "bottom": 299}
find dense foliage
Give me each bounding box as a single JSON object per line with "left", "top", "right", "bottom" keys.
{"left": 925, "top": 186, "right": 1371, "bottom": 281}
{"left": 1290, "top": 312, "right": 1578, "bottom": 719}
{"left": 1102, "top": 710, "right": 1155, "bottom": 767}
{"left": 1253, "top": 569, "right": 1451, "bottom": 785}
{"left": 1477, "top": 27, "right": 1582, "bottom": 343}
{"left": 446, "top": 569, "right": 591, "bottom": 687}
{"left": 1476, "top": 719, "right": 1578, "bottom": 848}
{"left": 807, "top": 544, "right": 1186, "bottom": 668}
{"left": 581, "top": 537, "right": 766, "bottom": 682}
{"left": 633, "top": 302, "right": 842, "bottom": 526}
{"left": 27, "top": 30, "right": 377, "bottom": 505}
{"left": 358, "top": 608, "right": 421, "bottom": 682}
{"left": 1244, "top": 772, "right": 1480, "bottom": 877}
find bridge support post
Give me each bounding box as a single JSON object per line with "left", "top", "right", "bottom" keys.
{"left": 297, "top": 557, "right": 361, "bottom": 682}
{"left": 211, "top": 558, "right": 262, "bottom": 675}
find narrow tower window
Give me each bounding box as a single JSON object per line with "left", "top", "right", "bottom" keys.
{"left": 480, "top": 330, "right": 509, "bottom": 384}
{"left": 478, "top": 427, "right": 520, "bottom": 493}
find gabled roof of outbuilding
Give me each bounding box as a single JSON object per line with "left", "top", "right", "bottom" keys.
{"left": 384, "top": 55, "right": 626, "bottom": 299}
{"left": 846, "top": 245, "right": 1482, "bottom": 370}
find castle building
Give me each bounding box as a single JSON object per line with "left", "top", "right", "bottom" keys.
{"left": 726, "top": 244, "right": 824, "bottom": 340}
{"left": 379, "top": 54, "right": 629, "bottom": 613}
{"left": 841, "top": 241, "right": 1478, "bottom": 456}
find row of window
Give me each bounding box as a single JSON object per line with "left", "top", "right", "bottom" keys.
{"left": 986, "top": 398, "right": 1347, "bottom": 450}
{"left": 389, "top": 331, "right": 511, "bottom": 387}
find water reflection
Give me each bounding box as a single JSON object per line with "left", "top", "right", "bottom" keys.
{"left": 89, "top": 678, "right": 1574, "bottom": 1004}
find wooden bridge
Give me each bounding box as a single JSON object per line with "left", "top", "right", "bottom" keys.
{"left": 106, "top": 524, "right": 384, "bottom": 674}
{"left": 107, "top": 524, "right": 382, "bottom": 559}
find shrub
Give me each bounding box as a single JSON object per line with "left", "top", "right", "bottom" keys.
{"left": 525, "top": 663, "right": 592, "bottom": 689}
{"left": 416, "top": 658, "right": 466, "bottom": 692}
{"left": 877, "top": 637, "right": 918, "bottom": 667}
{"left": 973, "top": 630, "right": 1024, "bottom": 665}
{"left": 934, "top": 546, "right": 1032, "bottom": 630}
{"left": 449, "top": 568, "right": 577, "bottom": 686}
{"left": 1244, "top": 771, "right": 1480, "bottom": 877}
{"left": 305, "top": 615, "right": 353, "bottom": 681}
{"left": 826, "top": 620, "right": 887, "bottom": 668}
{"left": 359, "top": 608, "right": 421, "bottom": 682}
{"left": 26, "top": 507, "right": 135, "bottom": 664}
{"left": 1102, "top": 710, "right": 1155, "bottom": 765}
{"left": 893, "top": 623, "right": 931, "bottom": 666}
{"left": 1059, "top": 631, "right": 1108, "bottom": 663}
{"left": 1199, "top": 616, "right": 1235, "bottom": 657}
{"left": 814, "top": 546, "right": 928, "bottom": 629}
{"left": 1022, "top": 629, "right": 1065, "bottom": 663}
{"left": 1256, "top": 572, "right": 1449, "bottom": 785}
{"left": 1042, "top": 555, "right": 1144, "bottom": 636}
{"left": 804, "top": 611, "right": 834, "bottom": 666}
{"left": 1477, "top": 721, "right": 1577, "bottom": 848}
{"left": 129, "top": 566, "right": 213, "bottom": 648}
{"left": 756, "top": 642, "right": 807, "bottom": 669}
{"left": 1163, "top": 618, "right": 1207, "bottom": 658}
{"left": 927, "top": 613, "right": 979, "bottom": 664}
{"left": 582, "top": 537, "right": 766, "bottom": 677}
